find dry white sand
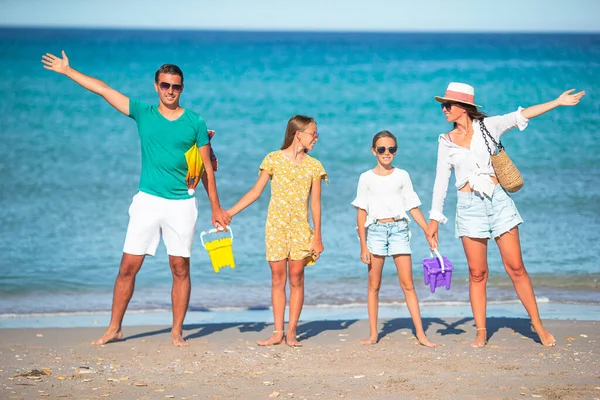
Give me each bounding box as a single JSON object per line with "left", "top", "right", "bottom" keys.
{"left": 1, "top": 317, "right": 598, "bottom": 399}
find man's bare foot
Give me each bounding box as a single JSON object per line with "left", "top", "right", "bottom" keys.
{"left": 531, "top": 324, "right": 556, "bottom": 347}
{"left": 285, "top": 331, "right": 302, "bottom": 347}
{"left": 91, "top": 330, "right": 123, "bottom": 345}
{"left": 172, "top": 333, "right": 189, "bottom": 347}
{"left": 471, "top": 328, "right": 487, "bottom": 348}
{"left": 360, "top": 336, "right": 378, "bottom": 345}
{"left": 416, "top": 333, "right": 438, "bottom": 348}
{"left": 257, "top": 331, "right": 285, "bottom": 346}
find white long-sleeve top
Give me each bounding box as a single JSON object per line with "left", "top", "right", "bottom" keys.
{"left": 430, "top": 107, "right": 529, "bottom": 224}
{"left": 352, "top": 168, "right": 422, "bottom": 227}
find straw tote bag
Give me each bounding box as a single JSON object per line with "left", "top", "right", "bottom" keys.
{"left": 479, "top": 120, "right": 524, "bottom": 193}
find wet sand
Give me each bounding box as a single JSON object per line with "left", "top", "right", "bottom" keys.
{"left": 0, "top": 317, "right": 598, "bottom": 399}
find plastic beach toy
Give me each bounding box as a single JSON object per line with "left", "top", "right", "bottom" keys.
{"left": 185, "top": 130, "right": 218, "bottom": 196}
{"left": 200, "top": 226, "right": 235, "bottom": 273}
{"left": 304, "top": 250, "right": 318, "bottom": 267}
{"left": 422, "top": 249, "right": 454, "bottom": 293}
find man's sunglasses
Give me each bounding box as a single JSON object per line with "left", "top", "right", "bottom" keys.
{"left": 375, "top": 146, "right": 397, "bottom": 155}
{"left": 158, "top": 82, "right": 184, "bottom": 92}
{"left": 441, "top": 102, "right": 456, "bottom": 110}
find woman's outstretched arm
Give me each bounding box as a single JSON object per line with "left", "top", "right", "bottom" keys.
{"left": 521, "top": 89, "right": 585, "bottom": 119}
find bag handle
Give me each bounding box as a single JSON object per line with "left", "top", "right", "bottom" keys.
{"left": 200, "top": 226, "right": 233, "bottom": 248}
{"left": 479, "top": 119, "right": 504, "bottom": 156}
{"left": 429, "top": 248, "right": 446, "bottom": 274}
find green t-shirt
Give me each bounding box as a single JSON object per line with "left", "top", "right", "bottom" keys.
{"left": 128, "top": 99, "right": 209, "bottom": 200}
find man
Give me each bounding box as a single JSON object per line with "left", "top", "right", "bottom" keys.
{"left": 42, "top": 51, "right": 230, "bottom": 347}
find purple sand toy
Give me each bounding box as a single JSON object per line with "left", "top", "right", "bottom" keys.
{"left": 422, "top": 250, "right": 454, "bottom": 293}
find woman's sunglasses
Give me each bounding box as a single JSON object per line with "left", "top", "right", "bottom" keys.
{"left": 441, "top": 102, "right": 456, "bottom": 110}
{"left": 158, "top": 82, "right": 184, "bottom": 92}
{"left": 375, "top": 146, "right": 397, "bottom": 155}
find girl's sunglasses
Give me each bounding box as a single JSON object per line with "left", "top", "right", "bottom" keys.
{"left": 158, "top": 82, "right": 183, "bottom": 92}
{"left": 302, "top": 130, "right": 319, "bottom": 139}
{"left": 375, "top": 146, "right": 397, "bottom": 155}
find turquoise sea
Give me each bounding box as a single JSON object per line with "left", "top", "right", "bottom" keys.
{"left": 0, "top": 28, "right": 599, "bottom": 328}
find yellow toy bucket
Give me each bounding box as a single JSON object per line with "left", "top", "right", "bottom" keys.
{"left": 200, "top": 227, "right": 235, "bottom": 273}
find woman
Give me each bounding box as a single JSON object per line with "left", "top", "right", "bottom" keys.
{"left": 426, "top": 82, "right": 585, "bottom": 348}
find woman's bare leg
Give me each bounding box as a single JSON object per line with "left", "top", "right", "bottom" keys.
{"left": 496, "top": 228, "right": 555, "bottom": 347}
{"left": 462, "top": 236, "right": 490, "bottom": 348}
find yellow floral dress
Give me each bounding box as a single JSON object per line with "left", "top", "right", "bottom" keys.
{"left": 259, "top": 150, "right": 328, "bottom": 262}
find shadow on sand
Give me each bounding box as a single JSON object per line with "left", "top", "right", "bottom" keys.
{"left": 117, "top": 316, "right": 540, "bottom": 345}
{"left": 378, "top": 316, "right": 539, "bottom": 344}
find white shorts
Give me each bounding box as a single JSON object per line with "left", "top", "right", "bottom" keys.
{"left": 123, "top": 191, "right": 198, "bottom": 257}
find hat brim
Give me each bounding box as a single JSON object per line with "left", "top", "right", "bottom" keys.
{"left": 434, "top": 96, "right": 481, "bottom": 108}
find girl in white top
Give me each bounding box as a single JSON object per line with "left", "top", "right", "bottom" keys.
{"left": 353, "top": 130, "right": 437, "bottom": 347}
{"left": 427, "top": 82, "right": 585, "bottom": 348}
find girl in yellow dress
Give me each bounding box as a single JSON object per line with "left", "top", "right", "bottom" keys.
{"left": 228, "top": 115, "right": 327, "bottom": 347}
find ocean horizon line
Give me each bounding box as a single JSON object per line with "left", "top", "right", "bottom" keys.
{"left": 1, "top": 26, "right": 599, "bottom": 36}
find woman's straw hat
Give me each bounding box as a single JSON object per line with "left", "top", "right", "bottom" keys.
{"left": 434, "top": 82, "right": 482, "bottom": 108}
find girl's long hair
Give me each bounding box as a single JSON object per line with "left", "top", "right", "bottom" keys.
{"left": 280, "top": 115, "right": 315, "bottom": 150}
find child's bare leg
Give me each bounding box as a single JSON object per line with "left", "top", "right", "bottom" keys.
{"left": 361, "top": 255, "right": 384, "bottom": 345}
{"left": 286, "top": 259, "right": 306, "bottom": 347}
{"left": 393, "top": 254, "right": 437, "bottom": 348}
{"left": 257, "top": 260, "right": 287, "bottom": 346}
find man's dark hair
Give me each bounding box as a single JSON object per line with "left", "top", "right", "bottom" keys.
{"left": 154, "top": 64, "right": 184, "bottom": 83}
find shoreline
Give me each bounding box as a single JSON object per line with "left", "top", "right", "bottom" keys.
{"left": 2, "top": 273, "right": 598, "bottom": 318}
{"left": 0, "top": 317, "right": 598, "bottom": 399}
{"left": 1, "top": 301, "right": 600, "bottom": 330}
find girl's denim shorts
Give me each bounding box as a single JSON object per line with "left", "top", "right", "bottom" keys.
{"left": 455, "top": 184, "right": 523, "bottom": 239}
{"left": 366, "top": 219, "right": 411, "bottom": 256}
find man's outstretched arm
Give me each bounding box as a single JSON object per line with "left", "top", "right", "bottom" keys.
{"left": 42, "top": 50, "right": 130, "bottom": 116}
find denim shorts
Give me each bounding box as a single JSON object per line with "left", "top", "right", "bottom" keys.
{"left": 455, "top": 185, "right": 523, "bottom": 239}
{"left": 366, "top": 220, "right": 412, "bottom": 256}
